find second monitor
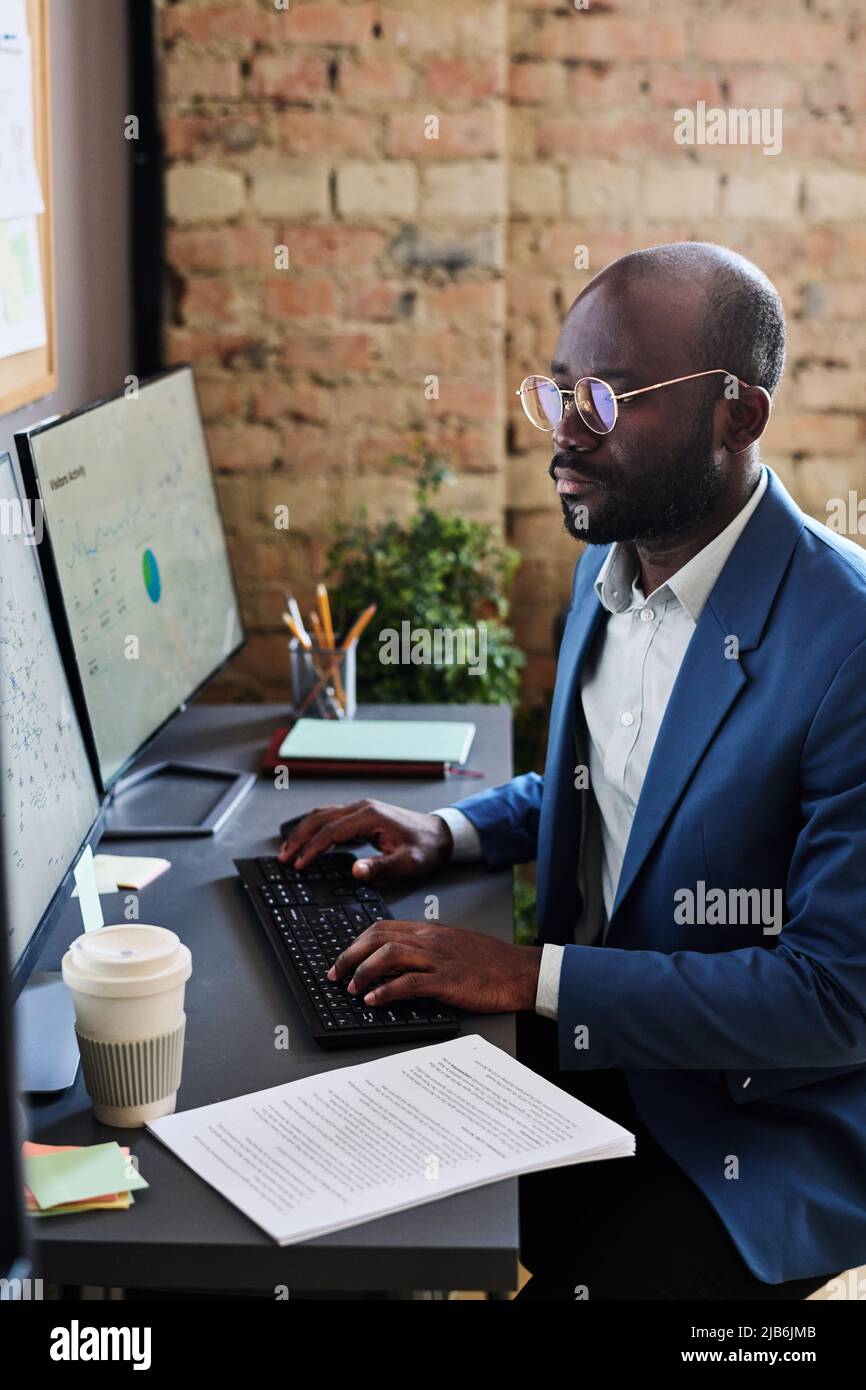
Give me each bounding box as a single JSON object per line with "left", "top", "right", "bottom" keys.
{"left": 16, "top": 367, "right": 247, "bottom": 824}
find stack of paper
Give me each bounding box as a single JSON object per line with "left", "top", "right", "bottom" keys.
{"left": 150, "top": 1034, "right": 635, "bottom": 1245}
{"left": 23, "top": 1141, "right": 149, "bottom": 1218}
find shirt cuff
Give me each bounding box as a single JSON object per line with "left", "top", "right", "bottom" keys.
{"left": 432, "top": 807, "right": 483, "bottom": 863}
{"left": 535, "top": 943, "right": 564, "bottom": 1020}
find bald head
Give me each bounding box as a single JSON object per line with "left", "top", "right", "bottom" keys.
{"left": 571, "top": 241, "right": 787, "bottom": 397}
{"left": 548, "top": 240, "right": 778, "bottom": 553}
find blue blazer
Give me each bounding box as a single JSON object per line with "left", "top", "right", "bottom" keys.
{"left": 451, "top": 468, "right": 866, "bottom": 1284}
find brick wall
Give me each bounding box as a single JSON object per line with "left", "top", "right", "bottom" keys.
{"left": 155, "top": 0, "right": 866, "bottom": 706}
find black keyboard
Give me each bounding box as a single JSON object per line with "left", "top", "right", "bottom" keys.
{"left": 234, "top": 853, "right": 460, "bottom": 1050}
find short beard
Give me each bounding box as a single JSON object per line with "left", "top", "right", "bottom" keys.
{"left": 560, "top": 415, "right": 723, "bottom": 546}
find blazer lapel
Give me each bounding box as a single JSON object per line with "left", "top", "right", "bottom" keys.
{"left": 536, "top": 547, "right": 608, "bottom": 943}
{"left": 608, "top": 467, "right": 806, "bottom": 925}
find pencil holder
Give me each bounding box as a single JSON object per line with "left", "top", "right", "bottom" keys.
{"left": 288, "top": 639, "right": 357, "bottom": 720}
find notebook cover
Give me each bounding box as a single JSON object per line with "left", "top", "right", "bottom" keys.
{"left": 276, "top": 718, "right": 476, "bottom": 766}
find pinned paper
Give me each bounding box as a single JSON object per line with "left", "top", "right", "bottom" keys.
{"left": 72, "top": 844, "right": 103, "bottom": 933}
{"left": 23, "top": 1141, "right": 148, "bottom": 1211}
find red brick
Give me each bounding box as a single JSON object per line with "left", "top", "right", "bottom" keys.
{"left": 252, "top": 381, "right": 331, "bottom": 424}
{"left": 339, "top": 381, "right": 416, "bottom": 424}
{"left": 252, "top": 54, "right": 330, "bottom": 102}
{"left": 806, "top": 73, "right": 866, "bottom": 113}
{"left": 164, "top": 117, "right": 206, "bottom": 160}
{"left": 509, "top": 62, "right": 565, "bottom": 107}
{"left": 206, "top": 424, "right": 280, "bottom": 469}
{"left": 164, "top": 328, "right": 261, "bottom": 370}
{"left": 644, "top": 67, "right": 724, "bottom": 108}
{"left": 424, "top": 282, "right": 504, "bottom": 327}
{"left": 161, "top": 6, "right": 281, "bottom": 44}
{"left": 263, "top": 278, "right": 338, "bottom": 319}
{"left": 281, "top": 225, "right": 385, "bottom": 270}
{"left": 164, "top": 59, "right": 241, "bottom": 102}
{"left": 282, "top": 332, "right": 377, "bottom": 372}
{"left": 343, "top": 281, "right": 415, "bottom": 322}
{"left": 424, "top": 381, "right": 500, "bottom": 421}
{"left": 195, "top": 374, "right": 245, "bottom": 420}
{"left": 339, "top": 59, "right": 415, "bottom": 102}
{"left": 695, "top": 20, "right": 846, "bottom": 65}
{"left": 284, "top": 4, "right": 376, "bottom": 45}
{"left": 727, "top": 72, "right": 804, "bottom": 110}
{"left": 278, "top": 112, "right": 379, "bottom": 156}
{"left": 536, "top": 116, "right": 673, "bottom": 158}
{"left": 377, "top": 328, "right": 486, "bottom": 374}
{"left": 537, "top": 16, "right": 687, "bottom": 62}
{"left": 164, "top": 113, "right": 268, "bottom": 160}
{"left": 168, "top": 227, "right": 280, "bottom": 273}
{"left": 379, "top": 7, "right": 504, "bottom": 54}
{"left": 180, "top": 277, "right": 239, "bottom": 322}
{"left": 563, "top": 65, "right": 645, "bottom": 109}
{"left": 423, "top": 57, "right": 506, "bottom": 101}
{"left": 506, "top": 274, "right": 558, "bottom": 321}
{"left": 278, "top": 424, "right": 336, "bottom": 469}
{"left": 386, "top": 110, "right": 504, "bottom": 158}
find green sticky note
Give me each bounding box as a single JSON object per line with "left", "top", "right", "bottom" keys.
{"left": 24, "top": 1142, "right": 148, "bottom": 1210}
{"left": 10, "top": 230, "right": 36, "bottom": 296}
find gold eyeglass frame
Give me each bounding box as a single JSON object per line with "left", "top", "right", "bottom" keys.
{"left": 516, "top": 369, "right": 756, "bottom": 435}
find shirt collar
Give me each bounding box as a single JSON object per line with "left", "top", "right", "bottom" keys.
{"left": 594, "top": 466, "right": 768, "bottom": 624}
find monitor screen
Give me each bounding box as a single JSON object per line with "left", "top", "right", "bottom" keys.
{"left": 17, "top": 367, "right": 244, "bottom": 788}
{"left": 0, "top": 452, "right": 101, "bottom": 976}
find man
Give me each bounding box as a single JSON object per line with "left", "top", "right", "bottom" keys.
{"left": 279, "top": 243, "right": 866, "bottom": 1299}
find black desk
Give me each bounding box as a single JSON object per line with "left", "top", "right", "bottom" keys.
{"left": 27, "top": 703, "right": 518, "bottom": 1293}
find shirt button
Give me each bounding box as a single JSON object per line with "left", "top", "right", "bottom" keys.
{"left": 640, "top": 607, "right": 654, "bottom": 622}
{"left": 620, "top": 711, "right": 634, "bottom": 727}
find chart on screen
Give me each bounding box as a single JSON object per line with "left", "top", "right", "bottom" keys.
{"left": 27, "top": 370, "right": 242, "bottom": 784}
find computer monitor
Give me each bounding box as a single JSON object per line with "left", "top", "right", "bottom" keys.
{"left": 0, "top": 450, "right": 103, "bottom": 1093}
{"left": 0, "top": 452, "right": 103, "bottom": 993}
{"left": 15, "top": 366, "right": 252, "bottom": 835}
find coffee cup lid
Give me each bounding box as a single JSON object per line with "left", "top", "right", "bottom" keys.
{"left": 62, "top": 924, "right": 192, "bottom": 998}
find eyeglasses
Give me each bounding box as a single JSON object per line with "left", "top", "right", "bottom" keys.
{"left": 516, "top": 369, "right": 749, "bottom": 435}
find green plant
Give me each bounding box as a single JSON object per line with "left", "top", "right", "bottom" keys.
{"left": 326, "top": 443, "right": 525, "bottom": 706}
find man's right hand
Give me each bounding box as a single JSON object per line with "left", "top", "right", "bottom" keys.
{"left": 277, "top": 798, "right": 454, "bottom": 882}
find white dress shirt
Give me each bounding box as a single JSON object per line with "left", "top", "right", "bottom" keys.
{"left": 435, "top": 467, "right": 768, "bottom": 1020}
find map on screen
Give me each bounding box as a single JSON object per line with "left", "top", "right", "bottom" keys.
{"left": 0, "top": 453, "right": 100, "bottom": 966}
{"left": 26, "top": 369, "right": 243, "bottom": 786}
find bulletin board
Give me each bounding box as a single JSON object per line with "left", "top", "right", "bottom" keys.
{"left": 0, "top": 0, "right": 55, "bottom": 416}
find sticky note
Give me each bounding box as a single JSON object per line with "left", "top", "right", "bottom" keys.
{"left": 29, "top": 1192, "right": 134, "bottom": 1217}
{"left": 23, "top": 1142, "right": 148, "bottom": 1211}
{"left": 72, "top": 843, "right": 103, "bottom": 932}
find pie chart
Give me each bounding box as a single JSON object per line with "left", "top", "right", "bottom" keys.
{"left": 142, "top": 548, "right": 161, "bottom": 603}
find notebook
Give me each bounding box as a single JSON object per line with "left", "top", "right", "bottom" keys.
{"left": 270, "top": 718, "right": 476, "bottom": 778}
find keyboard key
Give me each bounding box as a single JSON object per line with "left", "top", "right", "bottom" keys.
{"left": 240, "top": 855, "right": 458, "bottom": 1046}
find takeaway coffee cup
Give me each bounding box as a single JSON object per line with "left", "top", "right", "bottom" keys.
{"left": 61, "top": 924, "right": 192, "bottom": 1128}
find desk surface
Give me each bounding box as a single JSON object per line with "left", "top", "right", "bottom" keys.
{"left": 27, "top": 702, "right": 518, "bottom": 1293}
